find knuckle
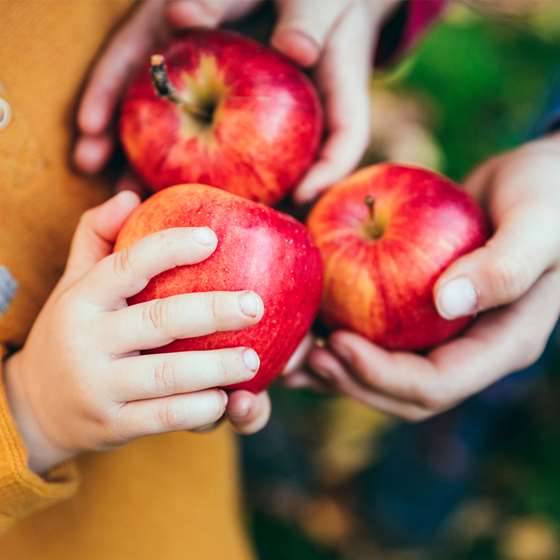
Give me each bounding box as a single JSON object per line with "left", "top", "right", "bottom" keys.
{"left": 216, "top": 350, "right": 230, "bottom": 381}
{"left": 156, "top": 401, "right": 184, "bottom": 431}
{"left": 152, "top": 359, "right": 176, "bottom": 396}
{"left": 209, "top": 293, "right": 227, "bottom": 326}
{"left": 105, "top": 406, "right": 130, "bottom": 445}
{"left": 143, "top": 298, "right": 169, "bottom": 332}
{"left": 113, "top": 247, "right": 133, "bottom": 277}
{"left": 486, "top": 256, "right": 526, "bottom": 302}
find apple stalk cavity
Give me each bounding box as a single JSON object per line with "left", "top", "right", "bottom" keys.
{"left": 121, "top": 30, "right": 324, "bottom": 205}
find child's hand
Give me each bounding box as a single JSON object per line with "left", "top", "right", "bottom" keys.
{"left": 74, "top": 0, "right": 398, "bottom": 202}
{"left": 286, "top": 135, "right": 560, "bottom": 420}
{"left": 5, "top": 192, "right": 269, "bottom": 474}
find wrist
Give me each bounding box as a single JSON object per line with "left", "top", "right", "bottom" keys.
{"left": 4, "top": 352, "right": 72, "bottom": 474}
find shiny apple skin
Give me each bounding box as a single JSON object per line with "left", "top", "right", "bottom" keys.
{"left": 115, "top": 184, "right": 323, "bottom": 393}
{"left": 307, "top": 164, "right": 489, "bottom": 351}
{"left": 120, "top": 29, "right": 323, "bottom": 205}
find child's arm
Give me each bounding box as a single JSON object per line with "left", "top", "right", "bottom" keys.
{"left": 287, "top": 133, "right": 560, "bottom": 420}
{"left": 73, "top": 0, "right": 441, "bottom": 203}
{"left": 3, "top": 191, "right": 267, "bottom": 478}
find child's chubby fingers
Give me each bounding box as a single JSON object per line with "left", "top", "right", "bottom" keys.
{"left": 78, "top": 227, "right": 218, "bottom": 308}
{"left": 226, "top": 390, "right": 271, "bottom": 434}
{"left": 111, "top": 347, "right": 260, "bottom": 402}
{"left": 112, "top": 389, "right": 228, "bottom": 440}
{"left": 105, "top": 290, "right": 264, "bottom": 354}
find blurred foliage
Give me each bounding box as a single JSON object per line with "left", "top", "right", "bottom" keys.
{"left": 244, "top": 3, "right": 560, "bottom": 559}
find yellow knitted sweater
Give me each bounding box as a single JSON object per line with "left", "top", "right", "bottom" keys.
{"left": 0, "top": 2, "right": 252, "bottom": 558}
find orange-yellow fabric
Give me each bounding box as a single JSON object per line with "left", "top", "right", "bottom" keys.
{"left": 0, "top": 2, "right": 252, "bottom": 558}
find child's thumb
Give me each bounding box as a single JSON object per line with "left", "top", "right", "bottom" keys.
{"left": 64, "top": 191, "right": 140, "bottom": 281}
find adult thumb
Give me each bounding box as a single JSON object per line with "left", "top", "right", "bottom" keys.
{"left": 434, "top": 208, "right": 560, "bottom": 320}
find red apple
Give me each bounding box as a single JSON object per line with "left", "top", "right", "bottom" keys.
{"left": 114, "top": 183, "right": 323, "bottom": 393}
{"left": 120, "top": 29, "right": 323, "bottom": 205}
{"left": 307, "top": 164, "right": 489, "bottom": 351}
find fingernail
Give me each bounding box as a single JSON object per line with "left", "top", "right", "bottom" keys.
{"left": 192, "top": 227, "right": 217, "bottom": 246}
{"left": 239, "top": 292, "right": 262, "bottom": 318}
{"left": 243, "top": 349, "right": 260, "bottom": 372}
{"left": 436, "top": 277, "right": 478, "bottom": 320}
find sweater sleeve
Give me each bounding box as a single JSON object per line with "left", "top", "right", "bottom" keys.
{"left": 0, "top": 345, "right": 79, "bottom": 533}
{"left": 376, "top": 0, "right": 447, "bottom": 66}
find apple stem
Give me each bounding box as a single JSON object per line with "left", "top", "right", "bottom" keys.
{"left": 150, "top": 54, "right": 209, "bottom": 120}
{"left": 363, "top": 194, "right": 383, "bottom": 239}
{"left": 364, "top": 194, "right": 375, "bottom": 221}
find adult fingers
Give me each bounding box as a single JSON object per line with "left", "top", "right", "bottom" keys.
{"left": 165, "top": 0, "right": 261, "bottom": 28}
{"left": 282, "top": 334, "right": 314, "bottom": 375}
{"left": 326, "top": 268, "right": 560, "bottom": 413}
{"left": 434, "top": 202, "right": 560, "bottom": 319}
{"left": 293, "top": 1, "right": 373, "bottom": 204}
{"left": 271, "top": 0, "right": 351, "bottom": 67}
{"left": 307, "top": 347, "right": 431, "bottom": 421}
{"left": 74, "top": 1, "right": 166, "bottom": 172}
{"left": 73, "top": 134, "right": 115, "bottom": 175}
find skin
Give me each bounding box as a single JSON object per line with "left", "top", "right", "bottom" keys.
{"left": 286, "top": 135, "right": 560, "bottom": 420}
{"left": 4, "top": 192, "right": 274, "bottom": 474}
{"left": 74, "top": 0, "right": 400, "bottom": 202}
{"left": 115, "top": 184, "right": 323, "bottom": 393}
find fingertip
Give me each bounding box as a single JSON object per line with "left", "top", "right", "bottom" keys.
{"left": 239, "top": 291, "right": 265, "bottom": 322}
{"left": 292, "top": 180, "right": 325, "bottom": 205}
{"left": 227, "top": 391, "right": 252, "bottom": 421}
{"left": 78, "top": 102, "right": 109, "bottom": 136}
{"left": 114, "top": 189, "right": 141, "bottom": 211}
{"left": 74, "top": 136, "right": 114, "bottom": 175}
{"left": 271, "top": 28, "right": 320, "bottom": 67}
{"left": 166, "top": 0, "right": 218, "bottom": 28}
{"left": 228, "top": 391, "right": 270, "bottom": 434}
{"left": 93, "top": 190, "right": 141, "bottom": 240}
{"left": 434, "top": 276, "right": 478, "bottom": 320}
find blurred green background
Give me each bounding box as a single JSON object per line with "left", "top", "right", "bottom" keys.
{"left": 241, "top": 3, "right": 560, "bottom": 559}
